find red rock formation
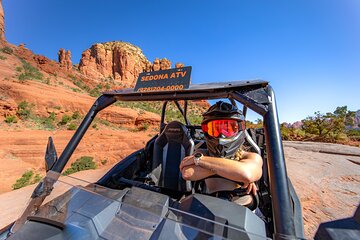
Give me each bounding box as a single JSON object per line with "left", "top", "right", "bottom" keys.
{"left": 0, "top": 98, "right": 17, "bottom": 121}
{"left": 34, "top": 55, "right": 60, "bottom": 75}
{"left": 65, "top": 50, "right": 72, "bottom": 70}
{"left": 79, "top": 42, "right": 150, "bottom": 87}
{"left": 145, "top": 62, "right": 152, "bottom": 72}
{"left": 0, "top": 0, "right": 5, "bottom": 43}
{"left": 15, "top": 44, "right": 33, "bottom": 61}
{"left": 160, "top": 58, "right": 171, "bottom": 70}
{"left": 152, "top": 58, "right": 161, "bottom": 71}
{"left": 58, "top": 48, "right": 72, "bottom": 70}
{"left": 78, "top": 41, "right": 187, "bottom": 86}
{"left": 14, "top": 45, "right": 67, "bottom": 76}
{"left": 175, "top": 62, "right": 184, "bottom": 68}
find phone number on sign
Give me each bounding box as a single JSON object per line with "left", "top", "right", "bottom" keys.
{"left": 137, "top": 84, "right": 184, "bottom": 92}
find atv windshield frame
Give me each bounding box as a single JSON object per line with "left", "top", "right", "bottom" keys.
{"left": 28, "top": 80, "right": 300, "bottom": 239}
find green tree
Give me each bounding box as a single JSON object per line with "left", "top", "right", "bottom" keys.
{"left": 302, "top": 111, "right": 327, "bottom": 137}
{"left": 302, "top": 106, "right": 355, "bottom": 140}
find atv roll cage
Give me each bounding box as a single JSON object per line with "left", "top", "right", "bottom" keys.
{"left": 7, "top": 80, "right": 305, "bottom": 239}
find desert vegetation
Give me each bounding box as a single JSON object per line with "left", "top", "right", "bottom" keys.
{"left": 0, "top": 46, "right": 13, "bottom": 55}
{"left": 17, "top": 59, "right": 43, "bottom": 82}
{"left": 68, "top": 74, "right": 109, "bottom": 97}
{"left": 62, "top": 156, "right": 97, "bottom": 176}
{"left": 11, "top": 156, "right": 97, "bottom": 189}
{"left": 280, "top": 106, "right": 360, "bottom": 145}
{"left": 12, "top": 170, "right": 42, "bottom": 190}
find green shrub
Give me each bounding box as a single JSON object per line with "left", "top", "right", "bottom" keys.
{"left": 72, "top": 111, "right": 81, "bottom": 119}
{"left": 101, "top": 159, "right": 107, "bottom": 165}
{"left": 17, "top": 101, "right": 34, "bottom": 120}
{"left": 40, "top": 112, "right": 56, "bottom": 130}
{"left": 32, "top": 112, "right": 56, "bottom": 130}
{"left": 71, "top": 87, "right": 81, "bottom": 92}
{"left": 68, "top": 74, "right": 77, "bottom": 81}
{"left": 346, "top": 129, "right": 360, "bottom": 141}
{"left": 1, "top": 46, "right": 13, "bottom": 54}
{"left": 280, "top": 123, "right": 307, "bottom": 141}
{"left": 18, "top": 73, "right": 26, "bottom": 82}
{"left": 67, "top": 123, "right": 77, "bottom": 130}
{"left": 0, "top": 55, "right": 6, "bottom": 60}
{"left": 89, "top": 88, "right": 101, "bottom": 97}
{"left": 12, "top": 171, "right": 33, "bottom": 190}
{"left": 5, "top": 115, "right": 18, "bottom": 123}
{"left": 33, "top": 174, "right": 42, "bottom": 183}
{"left": 12, "top": 170, "right": 42, "bottom": 190}
{"left": 335, "top": 133, "right": 348, "bottom": 141}
{"left": 59, "top": 114, "right": 71, "bottom": 125}
{"left": 71, "top": 76, "right": 91, "bottom": 92}
{"left": 99, "top": 119, "right": 110, "bottom": 126}
{"left": 63, "top": 156, "right": 97, "bottom": 176}
{"left": 18, "top": 59, "right": 43, "bottom": 82}
{"left": 15, "top": 66, "right": 22, "bottom": 72}
{"left": 138, "top": 123, "right": 149, "bottom": 131}
{"left": 44, "top": 77, "right": 51, "bottom": 85}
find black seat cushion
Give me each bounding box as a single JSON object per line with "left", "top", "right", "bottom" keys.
{"left": 152, "top": 121, "right": 194, "bottom": 192}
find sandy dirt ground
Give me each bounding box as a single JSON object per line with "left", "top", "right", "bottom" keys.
{"left": 0, "top": 141, "right": 359, "bottom": 239}
{"left": 0, "top": 129, "right": 153, "bottom": 193}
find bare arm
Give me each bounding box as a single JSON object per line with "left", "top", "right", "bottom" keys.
{"left": 181, "top": 165, "right": 215, "bottom": 181}
{"left": 180, "top": 151, "right": 263, "bottom": 186}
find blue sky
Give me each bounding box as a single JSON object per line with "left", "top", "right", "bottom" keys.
{"left": 3, "top": 0, "right": 360, "bottom": 123}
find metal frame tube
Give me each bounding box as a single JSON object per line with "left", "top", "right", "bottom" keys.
{"left": 52, "top": 95, "right": 116, "bottom": 173}
{"left": 174, "top": 100, "right": 190, "bottom": 125}
{"left": 263, "top": 86, "right": 296, "bottom": 238}
{"left": 230, "top": 91, "right": 267, "bottom": 116}
{"left": 160, "top": 101, "right": 168, "bottom": 131}
{"left": 232, "top": 86, "right": 296, "bottom": 238}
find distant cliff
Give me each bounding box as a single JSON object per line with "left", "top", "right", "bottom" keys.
{"left": 0, "top": 0, "right": 6, "bottom": 43}
{"left": 78, "top": 41, "right": 176, "bottom": 87}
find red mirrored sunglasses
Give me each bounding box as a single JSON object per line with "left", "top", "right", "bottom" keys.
{"left": 201, "top": 119, "right": 241, "bottom": 138}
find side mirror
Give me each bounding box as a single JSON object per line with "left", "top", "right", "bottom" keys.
{"left": 45, "top": 137, "right": 58, "bottom": 172}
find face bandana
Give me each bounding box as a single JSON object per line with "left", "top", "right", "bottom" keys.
{"left": 206, "top": 130, "right": 245, "bottom": 158}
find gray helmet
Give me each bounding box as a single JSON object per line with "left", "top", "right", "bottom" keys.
{"left": 202, "top": 101, "right": 245, "bottom": 124}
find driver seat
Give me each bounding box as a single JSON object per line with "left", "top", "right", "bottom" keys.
{"left": 151, "top": 121, "right": 194, "bottom": 192}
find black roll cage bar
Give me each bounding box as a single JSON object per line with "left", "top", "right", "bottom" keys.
{"left": 25, "top": 80, "right": 299, "bottom": 239}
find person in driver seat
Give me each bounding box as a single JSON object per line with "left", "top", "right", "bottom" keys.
{"left": 180, "top": 101, "right": 263, "bottom": 208}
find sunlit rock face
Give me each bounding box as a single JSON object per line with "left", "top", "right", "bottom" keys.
{"left": 78, "top": 41, "right": 182, "bottom": 87}
{"left": 0, "top": 0, "right": 6, "bottom": 43}
{"left": 79, "top": 41, "right": 151, "bottom": 87}
{"left": 58, "top": 48, "right": 72, "bottom": 71}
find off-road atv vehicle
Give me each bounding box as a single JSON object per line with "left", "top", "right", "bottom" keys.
{"left": 1, "top": 67, "right": 358, "bottom": 239}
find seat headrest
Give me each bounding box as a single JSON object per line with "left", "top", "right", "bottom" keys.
{"left": 162, "top": 121, "right": 189, "bottom": 139}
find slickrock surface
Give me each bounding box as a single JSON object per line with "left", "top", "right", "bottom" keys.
{"left": 284, "top": 141, "right": 360, "bottom": 238}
